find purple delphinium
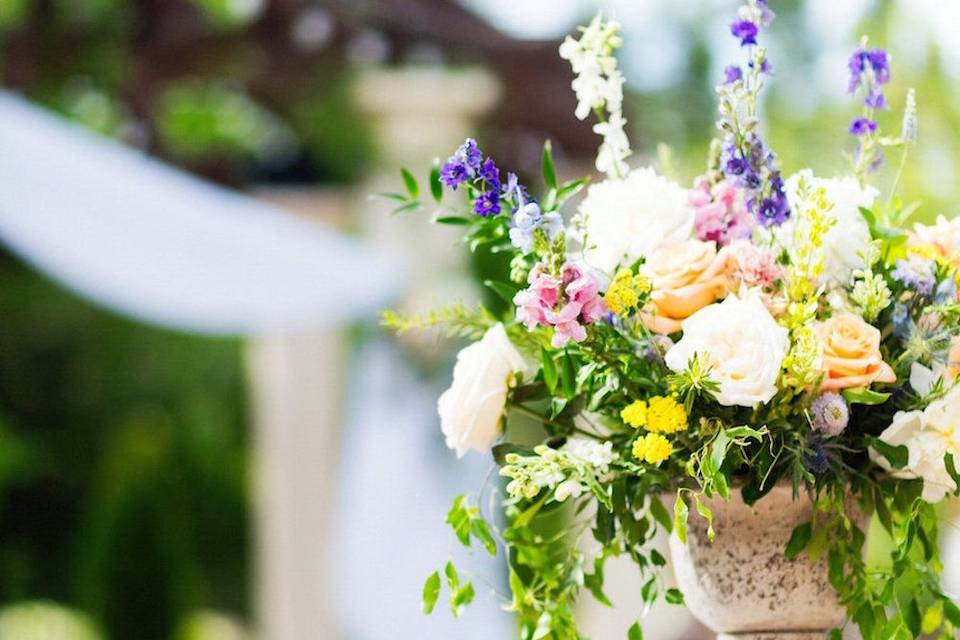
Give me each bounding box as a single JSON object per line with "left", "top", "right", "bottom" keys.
{"left": 848, "top": 46, "right": 891, "bottom": 106}
{"left": 474, "top": 190, "right": 501, "bottom": 217}
{"left": 811, "top": 393, "right": 849, "bottom": 437}
{"left": 440, "top": 138, "right": 482, "bottom": 189}
{"left": 752, "top": 188, "right": 789, "bottom": 227}
{"left": 724, "top": 65, "right": 743, "bottom": 84}
{"left": 849, "top": 117, "right": 878, "bottom": 136}
{"left": 730, "top": 20, "right": 758, "bottom": 46}
{"left": 478, "top": 157, "right": 500, "bottom": 186}
{"left": 891, "top": 256, "right": 936, "bottom": 296}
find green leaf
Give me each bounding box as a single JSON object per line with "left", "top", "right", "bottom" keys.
{"left": 784, "top": 522, "right": 812, "bottom": 560}
{"left": 541, "top": 347, "right": 558, "bottom": 392}
{"left": 391, "top": 201, "right": 421, "bottom": 215}
{"left": 627, "top": 621, "right": 644, "bottom": 640}
{"left": 869, "top": 437, "right": 909, "bottom": 470}
{"left": 921, "top": 601, "right": 943, "bottom": 635}
{"left": 555, "top": 177, "right": 587, "bottom": 206}
{"left": 842, "top": 387, "right": 891, "bottom": 405}
{"left": 422, "top": 571, "right": 441, "bottom": 615}
{"left": 401, "top": 167, "right": 420, "bottom": 200}
{"left": 446, "top": 495, "right": 471, "bottom": 546}
{"left": 514, "top": 493, "right": 548, "bottom": 528}
{"left": 542, "top": 140, "right": 558, "bottom": 191}
{"left": 640, "top": 576, "right": 658, "bottom": 603}
{"left": 946, "top": 453, "right": 960, "bottom": 496}
{"left": 471, "top": 518, "right": 497, "bottom": 556}
{"left": 673, "top": 494, "right": 689, "bottom": 544}
{"left": 484, "top": 280, "right": 519, "bottom": 305}
{"left": 649, "top": 549, "right": 666, "bottom": 567}
{"left": 649, "top": 496, "right": 673, "bottom": 533}
{"left": 593, "top": 504, "right": 615, "bottom": 545}
{"left": 943, "top": 599, "right": 960, "bottom": 627}
{"left": 560, "top": 352, "right": 577, "bottom": 398}
{"left": 451, "top": 581, "right": 475, "bottom": 618}
{"left": 430, "top": 159, "right": 443, "bottom": 203}
{"left": 434, "top": 216, "right": 471, "bottom": 226}
{"left": 664, "top": 588, "right": 685, "bottom": 605}
{"left": 376, "top": 191, "right": 410, "bottom": 202}
{"left": 904, "top": 599, "right": 922, "bottom": 637}
{"left": 444, "top": 561, "right": 460, "bottom": 590}
{"left": 584, "top": 556, "right": 612, "bottom": 607}
{"left": 694, "top": 495, "right": 715, "bottom": 542}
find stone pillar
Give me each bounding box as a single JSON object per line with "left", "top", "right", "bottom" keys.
{"left": 247, "top": 189, "right": 352, "bottom": 640}
{"left": 248, "top": 67, "right": 499, "bottom": 640}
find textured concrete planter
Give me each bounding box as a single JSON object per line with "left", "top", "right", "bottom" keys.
{"left": 668, "top": 483, "right": 868, "bottom": 640}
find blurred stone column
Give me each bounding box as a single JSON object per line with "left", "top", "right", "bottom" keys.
{"left": 247, "top": 189, "right": 352, "bottom": 640}
{"left": 248, "top": 67, "right": 499, "bottom": 640}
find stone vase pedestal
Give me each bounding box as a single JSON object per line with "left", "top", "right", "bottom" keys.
{"left": 668, "top": 483, "right": 867, "bottom": 640}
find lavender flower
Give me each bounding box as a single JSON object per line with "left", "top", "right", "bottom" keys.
{"left": 730, "top": 20, "right": 758, "bottom": 46}
{"left": 811, "top": 393, "right": 849, "bottom": 437}
{"left": 849, "top": 117, "right": 877, "bottom": 136}
{"left": 892, "top": 256, "right": 936, "bottom": 296}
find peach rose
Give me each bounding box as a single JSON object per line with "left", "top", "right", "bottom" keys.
{"left": 641, "top": 240, "right": 728, "bottom": 334}
{"left": 815, "top": 313, "right": 896, "bottom": 392}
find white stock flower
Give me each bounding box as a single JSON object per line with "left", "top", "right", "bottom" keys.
{"left": 872, "top": 385, "right": 960, "bottom": 503}
{"left": 665, "top": 293, "right": 789, "bottom": 407}
{"left": 579, "top": 167, "right": 693, "bottom": 274}
{"left": 775, "top": 170, "right": 877, "bottom": 286}
{"left": 437, "top": 324, "right": 526, "bottom": 458}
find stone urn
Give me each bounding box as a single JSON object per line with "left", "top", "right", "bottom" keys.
{"left": 668, "top": 483, "right": 869, "bottom": 640}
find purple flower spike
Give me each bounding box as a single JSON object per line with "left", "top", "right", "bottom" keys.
{"left": 730, "top": 20, "right": 758, "bottom": 46}
{"left": 440, "top": 138, "right": 483, "bottom": 189}
{"left": 849, "top": 117, "right": 878, "bottom": 136}
{"left": 724, "top": 65, "right": 743, "bottom": 84}
{"left": 864, "top": 89, "right": 888, "bottom": 110}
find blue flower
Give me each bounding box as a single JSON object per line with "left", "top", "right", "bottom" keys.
{"left": 730, "top": 20, "right": 758, "bottom": 46}
{"left": 892, "top": 256, "right": 936, "bottom": 296}
{"left": 474, "top": 190, "right": 501, "bottom": 217}
{"left": 847, "top": 47, "right": 891, "bottom": 105}
{"left": 811, "top": 393, "right": 849, "bottom": 437}
{"left": 849, "top": 117, "right": 878, "bottom": 136}
{"left": 508, "top": 201, "right": 563, "bottom": 253}
{"left": 723, "top": 65, "right": 743, "bottom": 84}
{"left": 501, "top": 172, "right": 530, "bottom": 212}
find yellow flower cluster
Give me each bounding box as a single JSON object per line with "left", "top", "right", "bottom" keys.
{"left": 632, "top": 433, "right": 672, "bottom": 464}
{"left": 620, "top": 396, "right": 687, "bottom": 433}
{"left": 604, "top": 268, "right": 652, "bottom": 316}
{"left": 783, "top": 185, "right": 835, "bottom": 331}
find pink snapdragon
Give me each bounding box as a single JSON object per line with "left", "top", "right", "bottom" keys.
{"left": 689, "top": 178, "right": 755, "bottom": 246}
{"left": 514, "top": 263, "right": 607, "bottom": 348}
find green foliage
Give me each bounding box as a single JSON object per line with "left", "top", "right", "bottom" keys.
{"left": 0, "top": 253, "right": 249, "bottom": 638}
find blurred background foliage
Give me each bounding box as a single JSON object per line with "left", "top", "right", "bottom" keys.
{"left": 0, "top": 0, "right": 958, "bottom": 637}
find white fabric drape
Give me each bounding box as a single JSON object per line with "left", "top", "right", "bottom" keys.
{"left": 0, "top": 91, "right": 402, "bottom": 335}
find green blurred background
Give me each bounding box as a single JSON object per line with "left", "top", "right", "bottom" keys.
{"left": 0, "top": 0, "right": 957, "bottom": 638}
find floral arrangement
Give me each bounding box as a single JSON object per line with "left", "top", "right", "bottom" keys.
{"left": 382, "top": 3, "right": 960, "bottom": 639}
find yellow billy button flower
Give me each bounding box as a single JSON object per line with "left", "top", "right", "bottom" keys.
{"left": 620, "top": 400, "right": 648, "bottom": 428}
{"left": 632, "top": 433, "right": 672, "bottom": 465}
{"left": 644, "top": 396, "right": 687, "bottom": 434}
{"left": 604, "top": 268, "right": 652, "bottom": 316}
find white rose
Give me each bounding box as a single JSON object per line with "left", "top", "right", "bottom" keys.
{"left": 579, "top": 167, "right": 693, "bottom": 274}
{"left": 438, "top": 324, "right": 526, "bottom": 458}
{"left": 664, "top": 293, "right": 789, "bottom": 407}
{"left": 872, "top": 386, "right": 960, "bottom": 503}
{"left": 774, "top": 171, "right": 877, "bottom": 286}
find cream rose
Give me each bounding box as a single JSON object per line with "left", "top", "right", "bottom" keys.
{"left": 664, "top": 293, "right": 789, "bottom": 407}
{"left": 438, "top": 324, "right": 526, "bottom": 458}
{"left": 814, "top": 313, "right": 895, "bottom": 392}
{"left": 641, "top": 240, "right": 728, "bottom": 335}
{"left": 872, "top": 385, "right": 960, "bottom": 503}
